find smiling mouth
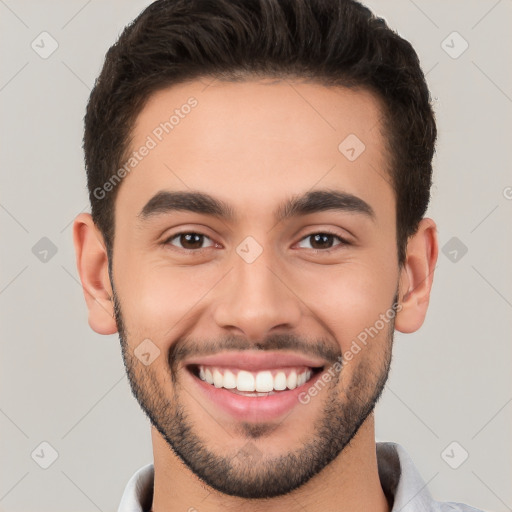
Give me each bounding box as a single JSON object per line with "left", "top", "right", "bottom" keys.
{"left": 186, "top": 364, "right": 324, "bottom": 396}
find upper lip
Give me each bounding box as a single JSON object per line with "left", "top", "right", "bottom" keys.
{"left": 184, "top": 351, "right": 326, "bottom": 372}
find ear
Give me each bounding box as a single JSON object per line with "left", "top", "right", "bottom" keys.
{"left": 395, "top": 217, "right": 439, "bottom": 333}
{"left": 72, "top": 213, "right": 118, "bottom": 335}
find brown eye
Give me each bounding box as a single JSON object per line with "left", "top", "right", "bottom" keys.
{"left": 165, "top": 232, "right": 215, "bottom": 251}
{"left": 297, "top": 232, "right": 348, "bottom": 251}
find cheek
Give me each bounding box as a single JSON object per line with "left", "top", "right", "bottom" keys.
{"left": 292, "top": 260, "right": 397, "bottom": 353}
{"left": 116, "top": 261, "right": 220, "bottom": 340}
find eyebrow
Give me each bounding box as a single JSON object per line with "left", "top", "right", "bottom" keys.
{"left": 137, "top": 188, "right": 376, "bottom": 224}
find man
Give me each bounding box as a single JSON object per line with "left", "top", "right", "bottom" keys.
{"left": 72, "top": 0, "right": 484, "bottom": 510}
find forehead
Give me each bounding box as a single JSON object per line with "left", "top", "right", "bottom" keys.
{"left": 116, "top": 78, "right": 393, "bottom": 227}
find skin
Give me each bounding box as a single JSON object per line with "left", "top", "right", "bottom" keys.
{"left": 73, "top": 78, "right": 438, "bottom": 512}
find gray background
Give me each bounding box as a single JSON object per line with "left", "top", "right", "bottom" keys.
{"left": 0, "top": 0, "right": 511, "bottom": 510}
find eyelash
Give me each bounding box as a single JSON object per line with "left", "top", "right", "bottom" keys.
{"left": 162, "top": 230, "right": 350, "bottom": 254}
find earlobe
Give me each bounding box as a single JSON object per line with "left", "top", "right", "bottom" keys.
{"left": 72, "top": 213, "right": 118, "bottom": 335}
{"left": 395, "top": 218, "right": 439, "bottom": 334}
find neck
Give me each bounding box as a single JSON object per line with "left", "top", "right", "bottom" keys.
{"left": 150, "top": 415, "right": 390, "bottom": 512}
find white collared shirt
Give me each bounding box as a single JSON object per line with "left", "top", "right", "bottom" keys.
{"left": 117, "top": 442, "right": 484, "bottom": 512}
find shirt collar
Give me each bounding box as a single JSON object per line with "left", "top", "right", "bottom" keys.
{"left": 376, "top": 442, "right": 439, "bottom": 511}
{"left": 118, "top": 442, "right": 438, "bottom": 512}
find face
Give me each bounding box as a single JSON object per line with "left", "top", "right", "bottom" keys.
{"left": 109, "top": 78, "right": 401, "bottom": 498}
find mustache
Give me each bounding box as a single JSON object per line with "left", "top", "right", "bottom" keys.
{"left": 169, "top": 333, "right": 341, "bottom": 370}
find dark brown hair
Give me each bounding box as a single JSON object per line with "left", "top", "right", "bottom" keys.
{"left": 83, "top": 0, "right": 436, "bottom": 268}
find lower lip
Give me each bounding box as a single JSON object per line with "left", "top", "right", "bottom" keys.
{"left": 186, "top": 367, "right": 325, "bottom": 423}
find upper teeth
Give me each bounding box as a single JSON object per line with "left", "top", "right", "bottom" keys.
{"left": 198, "top": 366, "right": 313, "bottom": 392}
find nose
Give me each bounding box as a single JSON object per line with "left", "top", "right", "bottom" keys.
{"left": 212, "top": 245, "right": 302, "bottom": 341}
